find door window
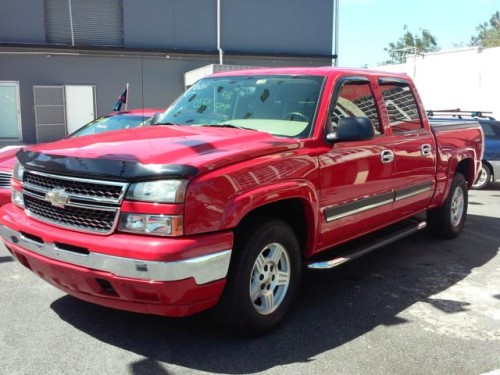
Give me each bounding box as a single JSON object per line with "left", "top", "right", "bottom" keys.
{"left": 380, "top": 83, "right": 422, "bottom": 133}
{"left": 330, "top": 80, "right": 381, "bottom": 135}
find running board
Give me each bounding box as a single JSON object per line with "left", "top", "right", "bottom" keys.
{"left": 307, "top": 219, "right": 427, "bottom": 270}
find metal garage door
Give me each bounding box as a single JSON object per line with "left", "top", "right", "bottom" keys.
{"left": 44, "top": 0, "right": 124, "bottom": 47}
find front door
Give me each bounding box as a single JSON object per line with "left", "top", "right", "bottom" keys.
{"left": 317, "top": 77, "right": 395, "bottom": 251}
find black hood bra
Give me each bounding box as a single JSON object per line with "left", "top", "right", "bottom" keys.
{"left": 16, "top": 149, "right": 199, "bottom": 182}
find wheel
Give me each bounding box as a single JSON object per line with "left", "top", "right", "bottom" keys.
{"left": 472, "top": 163, "right": 491, "bottom": 190}
{"left": 214, "top": 218, "right": 301, "bottom": 335}
{"left": 282, "top": 111, "right": 309, "bottom": 122}
{"left": 427, "top": 173, "right": 468, "bottom": 239}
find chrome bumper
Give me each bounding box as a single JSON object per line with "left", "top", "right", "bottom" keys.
{"left": 0, "top": 224, "right": 231, "bottom": 285}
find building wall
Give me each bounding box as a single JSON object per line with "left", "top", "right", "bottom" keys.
{"left": 374, "top": 47, "right": 500, "bottom": 120}
{"left": 0, "top": 0, "right": 46, "bottom": 43}
{"left": 222, "top": 0, "right": 333, "bottom": 54}
{"left": 125, "top": 0, "right": 334, "bottom": 54}
{"left": 1, "top": 0, "right": 333, "bottom": 54}
{"left": 123, "top": 0, "right": 217, "bottom": 50}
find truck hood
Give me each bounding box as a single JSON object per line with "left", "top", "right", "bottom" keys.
{"left": 18, "top": 126, "right": 299, "bottom": 181}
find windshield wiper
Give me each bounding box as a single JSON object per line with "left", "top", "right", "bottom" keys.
{"left": 153, "top": 122, "right": 179, "bottom": 126}
{"left": 203, "top": 124, "right": 256, "bottom": 131}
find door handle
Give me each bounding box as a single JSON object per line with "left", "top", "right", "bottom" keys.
{"left": 381, "top": 150, "right": 394, "bottom": 164}
{"left": 421, "top": 144, "right": 432, "bottom": 156}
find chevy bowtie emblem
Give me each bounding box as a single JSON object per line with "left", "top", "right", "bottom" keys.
{"left": 44, "top": 188, "right": 69, "bottom": 208}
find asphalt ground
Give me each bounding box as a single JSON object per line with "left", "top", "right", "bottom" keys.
{"left": 1, "top": 183, "right": 499, "bottom": 375}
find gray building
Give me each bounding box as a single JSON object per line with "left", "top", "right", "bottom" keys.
{"left": 0, "top": 0, "right": 336, "bottom": 145}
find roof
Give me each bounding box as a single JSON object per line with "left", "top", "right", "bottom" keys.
{"left": 209, "top": 66, "right": 410, "bottom": 80}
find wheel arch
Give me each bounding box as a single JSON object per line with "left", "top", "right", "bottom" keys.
{"left": 221, "top": 183, "right": 319, "bottom": 258}
{"left": 455, "top": 157, "right": 475, "bottom": 189}
{"left": 237, "top": 199, "right": 313, "bottom": 256}
{"left": 432, "top": 156, "right": 474, "bottom": 209}
{"left": 427, "top": 172, "right": 468, "bottom": 239}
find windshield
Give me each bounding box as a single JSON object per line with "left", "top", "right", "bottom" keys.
{"left": 68, "top": 114, "right": 152, "bottom": 138}
{"left": 155, "top": 75, "right": 325, "bottom": 138}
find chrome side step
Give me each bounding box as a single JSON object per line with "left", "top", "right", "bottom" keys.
{"left": 307, "top": 219, "right": 427, "bottom": 270}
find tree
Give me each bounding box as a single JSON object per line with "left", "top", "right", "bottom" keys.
{"left": 470, "top": 11, "right": 500, "bottom": 47}
{"left": 384, "top": 25, "right": 439, "bottom": 64}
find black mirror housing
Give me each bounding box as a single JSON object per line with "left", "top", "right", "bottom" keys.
{"left": 327, "top": 116, "right": 375, "bottom": 142}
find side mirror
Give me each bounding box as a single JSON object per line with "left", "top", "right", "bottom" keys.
{"left": 326, "top": 116, "right": 375, "bottom": 142}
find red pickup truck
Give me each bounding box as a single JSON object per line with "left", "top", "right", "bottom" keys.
{"left": 0, "top": 67, "right": 483, "bottom": 335}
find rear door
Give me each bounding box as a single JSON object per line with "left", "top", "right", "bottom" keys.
{"left": 377, "top": 78, "right": 436, "bottom": 217}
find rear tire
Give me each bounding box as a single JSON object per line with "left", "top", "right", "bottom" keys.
{"left": 214, "top": 218, "right": 301, "bottom": 335}
{"left": 427, "top": 173, "right": 468, "bottom": 239}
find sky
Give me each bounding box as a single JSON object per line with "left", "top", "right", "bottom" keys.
{"left": 337, "top": 0, "right": 500, "bottom": 67}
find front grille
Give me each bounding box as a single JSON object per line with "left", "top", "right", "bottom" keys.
{"left": 22, "top": 170, "right": 128, "bottom": 234}
{"left": 24, "top": 195, "right": 118, "bottom": 233}
{"left": 0, "top": 170, "right": 12, "bottom": 188}
{"left": 24, "top": 171, "right": 123, "bottom": 201}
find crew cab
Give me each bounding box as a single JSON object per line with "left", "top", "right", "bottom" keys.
{"left": 0, "top": 67, "right": 483, "bottom": 334}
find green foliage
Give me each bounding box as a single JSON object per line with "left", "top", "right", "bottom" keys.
{"left": 470, "top": 11, "right": 500, "bottom": 47}
{"left": 384, "top": 25, "right": 439, "bottom": 64}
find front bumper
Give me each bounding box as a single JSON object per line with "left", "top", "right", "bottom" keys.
{"left": 0, "top": 204, "right": 233, "bottom": 317}
{"left": 0, "top": 225, "right": 231, "bottom": 285}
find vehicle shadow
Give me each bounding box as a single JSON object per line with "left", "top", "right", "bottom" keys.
{"left": 0, "top": 255, "right": 14, "bottom": 263}
{"left": 50, "top": 213, "right": 500, "bottom": 374}
{"left": 478, "top": 181, "right": 500, "bottom": 192}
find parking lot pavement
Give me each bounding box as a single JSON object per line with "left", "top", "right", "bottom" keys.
{"left": 0, "top": 183, "right": 499, "bottom": 375}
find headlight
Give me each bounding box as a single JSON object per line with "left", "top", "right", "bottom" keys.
{"left": 13, "top": 161, "right": 24, "bottom": 181}
{"left": 126, "top": 180, "right": 187, "bottom": 203}
{"left": 118, "top": 213, "right": 183, "bottom": 236}
{"left": 11, "top": 189, "right": 24, "bottom": 209}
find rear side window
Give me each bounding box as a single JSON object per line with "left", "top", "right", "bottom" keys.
{"left": 380, "top": 82, "right": 422, "bottom": 133}
{"left": 330, "top": 81, "right": 381, "bottom": 135}
{"left": 480, "top": 122, "right": 500, "bottom": 138}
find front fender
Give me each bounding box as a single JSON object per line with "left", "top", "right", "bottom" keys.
{"left": 219, "top": 180, "right": 320, "bottom": 231}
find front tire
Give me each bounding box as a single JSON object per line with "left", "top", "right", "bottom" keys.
{"left": 214, "top": 218, "right": 301, "bottom": 335}
{"left": 427, "top": 173, "right": 468, "bottom": 239}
